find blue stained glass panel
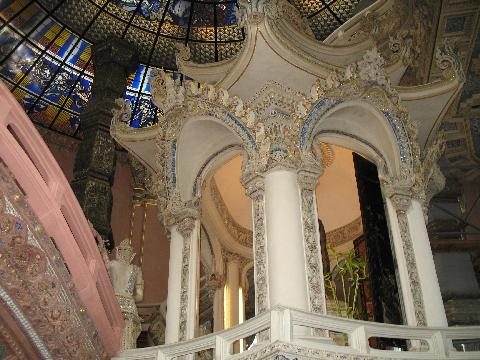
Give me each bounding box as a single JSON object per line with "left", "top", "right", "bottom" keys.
{"left": 140, "top": 0, "right": 165, "bottom": 19}
{"left": 66, "top": 40, "right": 92, "bottom": 73}
{"left": 64, "top": 75, "right": 92, "bottom": 113}
{"left": 0, "top": 42, "right": 41, "bottom": 84}
{"left": 21, "top": 55, "right": 61, "bottom": 96}
{"left": 127, "top": 64, "right": 147, "bottom": 92}
{"left": 168, "top": 0, "right": 191, "bottom": 25}
{"left": 141, "top": 67, "right": 156, "bottom": 93}
{"left": 0, "top": 26, "right": 23, "bottom": 62}
{"left": 30, "top": 18, "right": 62, "bottom": 45}
{"left": 41, "top": 65, "right": 78, "bottom": 103}
{"left": 112, "top": 0, "right": 165, "bottom": 20}
{"left": 216, "top": 3, "right": 238, "bottom": 26}
{"left": 112, "top": 0, "right": 140, "bottom": 13}
{"left": 53, "top": 111, "right": 81, "bottom": 136}
{"left": 130, "top": 95, "right": 158, "bottom": 128}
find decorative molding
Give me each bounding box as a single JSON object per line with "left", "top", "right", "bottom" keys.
{"left": 203, "top": 272, "right": 225, "bottom": 301}
{"left": 242, "top": 342, "right": 380, "bottom": 360}
{"left": 263, "top": 0, "right": 315, "bottom": 38}
{"left": 178, "top": 221, "right": 193, "bottom": 342}
{"left": 222, "top": 249, "right": 250, "bottom": 269}
{"left": 0, "top": 321, "right": 28, "bottom": 359}
{"left": 435, "top": 40, "right": 466, "bottom": 82}
{"left": 0, "top": 163, "right": 106, "bottom": 358}
{"left": 210, "top": 178, "right": 253, "bottom": 248}
{"left": 326, "top": 217, "right": 363, "bottom": 247}
{"left": 299, "top": 185, "right": 326, "bottom": 316}
{"left": 300, "top": 48, "right": 421, "bottom": 189}
{"left": 177, "top": 217, "right": 196, "bottom": 241}
{"left": 387, "top": 190, "right": 427, "bottom": 327}
{"left": 243, "top": 175, "right": 269, "bottom": 315}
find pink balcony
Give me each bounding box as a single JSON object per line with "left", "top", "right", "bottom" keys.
{"left": 0, "top": 80, "right": 123, "bottom": 356}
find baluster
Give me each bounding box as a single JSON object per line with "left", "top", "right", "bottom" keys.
{"left": 349, "top": 326, "right": 369, "bottom": 354}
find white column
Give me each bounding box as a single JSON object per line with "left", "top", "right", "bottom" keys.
{"left": 164, "top": 217, "right": 200, "bottom": 343}
{"left": 385, "top": 198, "right": 418, "bottom": 326}
{"left": 264, "top": 169, "right": 309, "bottom": 311}
{"left": 226, "top": 258, "right": 240, "bottom": 328}
{"left": 181, "top": 219, "right": 200, "bottom": 341}
{"left": 407, "top": 199, "right": 447, "bottom": 327}
{"left": 213, "top": 284, "right": 224, "bottom": 332}
{"left": 386, "top": 192, "right": 447, "bottom": 327}
{"left": 165, "top": 226, "right": 183, "bottom": 343}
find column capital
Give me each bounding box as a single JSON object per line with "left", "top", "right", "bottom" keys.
{"left": 297, "top": 153, "right": 323, "bottom": 190}
{"left": 389, "top": 193, "right": 412, "bottom": 213}
{"left": 241, "top": 172, "right": 265, "bottom": 199}
{"left": 382, "top": 181, "right": 412, "bottom": 213}
{"left": 176, "top": 217, "right": 196, "bottom": 240}
{"left": 222, "top": 249, "right": 250, "bottom": 268}
{"left": 163, "top": 190, "right": 200, "bottom": 231}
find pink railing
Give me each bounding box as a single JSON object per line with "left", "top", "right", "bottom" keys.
{"left": 0, "top": 81, "right": 123, "bottom": 355}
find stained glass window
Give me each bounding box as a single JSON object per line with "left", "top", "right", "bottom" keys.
{"left": 0, "top": 0, "right": 360, "bottom": 138}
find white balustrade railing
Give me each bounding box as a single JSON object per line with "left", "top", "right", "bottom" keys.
{"left": 114, "top": 306, "right": 480, "bottom": 360}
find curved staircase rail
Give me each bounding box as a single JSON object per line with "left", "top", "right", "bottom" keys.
{"left": 0, "top": 80, "right": 123, "bottom": 355}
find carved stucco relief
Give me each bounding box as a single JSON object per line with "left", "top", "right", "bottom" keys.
{"left": 177, "top": 217, "right": 197, "bottom": 341}
{"left": 390, "top": 193, "right": 427, "bottom": 327}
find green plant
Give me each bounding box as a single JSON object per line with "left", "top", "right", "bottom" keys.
{"left": 324, "top": 246, "right": 368, "bottom": 319}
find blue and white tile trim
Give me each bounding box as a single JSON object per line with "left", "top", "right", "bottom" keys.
{"left": 0, "top": 287, "right": 52, "bottom": 359}
{"left": 170, "top": 139, "right": 177, "bottom": 187}
{"left": 300, "top": 98, "right": 341, "bottom": 148}
{"left": 383, "top": 111, "right": 410, "bottom": 164}
{"left": 224, "top": 111, "right": 257, "bottom": 149}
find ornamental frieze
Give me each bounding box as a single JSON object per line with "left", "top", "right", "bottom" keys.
{"left": 0, "top": 163, "right": 106, "bottom": 359}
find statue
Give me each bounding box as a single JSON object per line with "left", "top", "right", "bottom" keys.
{"left": 108, "top": 238, "right": 144, "bottom": 350}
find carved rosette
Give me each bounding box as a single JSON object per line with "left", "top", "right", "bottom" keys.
{"left": 388, "top": 190, "right": 427, "bottom": 327}
{"left": 298, "top": 164, "right": 326, "bottom": 319}
{"left": 243, "top": 175, "right": 269, "bottom": 315}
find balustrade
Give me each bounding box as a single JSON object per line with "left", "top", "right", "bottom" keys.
{"left": 115, "top": 306, "right": 480, "bottom": 359}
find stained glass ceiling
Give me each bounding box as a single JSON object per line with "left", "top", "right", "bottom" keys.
{"left": 0, "top": 0, "right": 361, "bottom": 138}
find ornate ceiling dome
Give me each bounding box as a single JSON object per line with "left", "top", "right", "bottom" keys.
{"left": 0, "top": 0, "right": 362, "bottom": 138}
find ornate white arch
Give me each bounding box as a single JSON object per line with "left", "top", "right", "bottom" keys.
{"left": 300, "top": 83, "right": 419, "bottom": 187}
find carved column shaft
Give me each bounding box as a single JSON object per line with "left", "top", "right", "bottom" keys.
{"left": 298, "top": 168, "right": 327, "bottom": 316}
{"left": 244, "top": 176, "right": 270, "bottom": 315}
{"left": 406, "top": 199, "right": 447, "bottom": 327}
{"left": 71, "top": 38, "right": 138, "bottom": 248}
{"left": 177, "top": 216, "right": 199, "bottom": 341}
{"left": 388, "top": 192, "right": 427, "bottom": 326}
{"left": 386, "top": 188, "right": 447, "bottom": 327}
{"left": 164, "top": 195, "right": 200, "bottom": 343}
